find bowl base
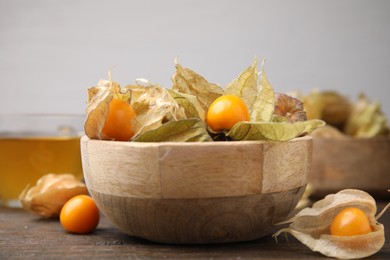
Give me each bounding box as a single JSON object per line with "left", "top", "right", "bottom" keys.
{"left": 90, "top": 186, "right": 306, "bottom": 244}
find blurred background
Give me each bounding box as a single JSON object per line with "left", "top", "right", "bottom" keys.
{"left": 0, "top": 0, "right": 389, "bottom": 117}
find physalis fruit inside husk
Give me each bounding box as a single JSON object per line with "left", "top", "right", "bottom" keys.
{"left": 274, "top": 189, "right": 388, "bottom": 259}
{"left": 84, "top": 59, "right": 325, "bottom": 142}
{"left": 301, "top": 90, "right": 389, "bottom": 138}
{"left": 19, "top": 173, "right": 88, "bottom": 218}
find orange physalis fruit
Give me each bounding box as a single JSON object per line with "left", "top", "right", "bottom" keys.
{"left": 102, "top": 98, "right": 137, "bottom": 141}
{"left": 330, "top": 207, "right": 372, "bottom": 236}
{"left": 206, "top": 95, "right": 250, "bottom": 132}
{"left": 60, "top": 195, "right": 100, "bottom": 234}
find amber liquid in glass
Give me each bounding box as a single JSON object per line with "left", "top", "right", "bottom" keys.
{"left": 0, "top": 133, "right": 82, "bottom": 207}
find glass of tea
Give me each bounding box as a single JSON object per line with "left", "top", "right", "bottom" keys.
{"left": 0, "top": 114, "right": 85, "bottom": 207}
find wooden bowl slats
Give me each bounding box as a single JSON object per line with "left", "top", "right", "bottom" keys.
{"left": 89, "top": 186, "right": 306, "bottom": 244}
{"left": 262, "top": 139, "right": 312, "bottom": 193}
{"left": 81, "top": 135, "right": 313, "bottom": 244}
{"left": 82, "top": 136, "right": 312, "bottom": 199}
{"left": 159, "top": 143, "right": 264, "bottom": 198}
{"left": 82, "top": 140, "right": 162, "bottom": 198}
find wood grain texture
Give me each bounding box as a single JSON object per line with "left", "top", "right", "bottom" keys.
{"left": 1, "top": 204, "right": 390, "bottom": 259}
{"left": 310, "top": 136, "right": 390, "bottom": 199}
{"left": 81, "top": 135, "right": 312, "bottom": 199}
{"left": 82, "top": 139, "right": 162, "bottom": 198}
{"left": 89, "top": 186, "right": 306, "bottom": 244}
{"left": 159, "top": 142, "right": 264, "bottom": 198}
{"left": 262, "top": 139, "right": 312, "bottom": 193}
{"left": 80, "top": 135, "right": 313, "bottom": 243}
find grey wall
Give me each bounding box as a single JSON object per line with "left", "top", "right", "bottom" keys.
{"left": 1, "top": 0, "right": 389, "bottom": 118}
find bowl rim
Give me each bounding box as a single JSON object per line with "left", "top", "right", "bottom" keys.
{"left": 80, "top": 134, "right": 312, "bottom": 147}
{"left": 313, "top": 135, "right": 390, "bottom": 143}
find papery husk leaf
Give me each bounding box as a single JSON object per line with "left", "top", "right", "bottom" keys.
{"left": 227, "top": 119, "right": 325, "bottom": 141}
{"left": 167, "top": 89, "right": 205, "bottom": 121}
{"left": 302, "top": 90, "right": 324, "bottom": 120}
{"left": 84, "top": 82, "right": 115, "bottom": 140}
{"left": 224, "top": 59, "right": 258, "bottom": 110}
{"left": 296, "top": 184, "right": 313, "bottom": 210}
{"left": 126, "top": 84, "right": 187, "bottom": 139}
{"left": 19, "top": 173, "right": 88, "bottom": 218}
{"left": 274, "top": 189, "right": 385, "bottom": 259}
{"left": 274, "top": 92, "right": 307, "bottom": 123}
{"left": 302, "top": 90, "right": 351, "bottom": 126}
{"left": 133, "top": 118, "right": 212, "bottom": 142}
{"left": 85, "top": 80, "right": 133, "bottom": 140}
{"left": 172, "top": 63, "right": 224, "bottom": 112}
{"left": 344, "top": 94, "right": 389, "bottom": 138}
{"left": 271, "top": 115, "right": 288, "bottom": 123}
{"left": 320, "top": 91, "right": 351, "bottom": 128}
{"left": 250, "top": 60, "right": 275, "bottom": 122}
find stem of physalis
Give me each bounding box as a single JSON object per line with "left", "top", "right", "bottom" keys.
{"left": 375, "top": 190, "right": 390, "bottom": 221}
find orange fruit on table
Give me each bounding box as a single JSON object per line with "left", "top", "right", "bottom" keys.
{"left": 60, "top": 195, "right": 100, "bottom": 234}
{"left": 206, "top": 95, "right": 250, "bottom": 132}
{"left": 330, "top": 207, "right": 372, "bottom": 236}
{"left": 102, "top": 98, "right": 137, "bottom": 141}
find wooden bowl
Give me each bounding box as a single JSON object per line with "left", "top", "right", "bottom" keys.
{"left": 310, "top": 136, "right": 390, "bottom": 199}
{"left": 81, "top": 135, "right": 313, "bottom": 244}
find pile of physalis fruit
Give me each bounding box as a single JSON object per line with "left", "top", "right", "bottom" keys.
{"left": 84, "top": 59, "right": 325, "bottom": 142}
{"left": 300, "top": 90, "right": 389, "bottom": 138}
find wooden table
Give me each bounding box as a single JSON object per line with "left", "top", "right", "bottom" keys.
{"left": 1, "top": 203, "right": 389, "bottom": 260}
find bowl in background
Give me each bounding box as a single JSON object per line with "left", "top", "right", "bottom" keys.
{"left": 310, "top": 136, "right": 390, "bottom": 199}
{"left": 81, "top": 135, "right": 312, "bottom": 244}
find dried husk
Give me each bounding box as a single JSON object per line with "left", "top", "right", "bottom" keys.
{"left": 274, "top": 189, "right": 385, "bottom": 259}
{"left": 171, "top": 62, "right": 224, "bottom": 112}
{"left": 250, "top": 59, "right": 275, "bottom": 122}
{"left": 344, "top": 94, "right": 389, "bottom": 138}
{"left": 302, "top": 90, "right": 324, "bottom": 120}
{"left": 274, "top": 92, "right": 307, "bottom": 123}
{"left": 85, "top": 77, "right": 188, "bottom": 141}
{"left": 302, "top": 90, "right": 351, "bottom": 127}
{"left": 19, "top": 174, "right": 87, "bottom": 218}
{"left": 296, "top": 184, "right": 314, "bottom": 210}
{"left": 320, "top": 91, "right": 352, "bottom": 128}
{"left": 302, "top": 90, "right": 389, "bottom": 138}
{"left": 227, "top": 119, "right": 325, "bottom": 141}
{"left": 133, "top": 118, "right": 212, "bottom": 142}
{"left": 125, "top": 84, "right": 187, "bottom": 139}
{"left": 167, "top": 89, "right": 206, "bottom": 121}
{"left": 84, "top": 81, "right": 114, "bottom": 140}
{"left": 224, "top": 58, "right": 258, "bottom": 111}
{"left": 85, "top": 79, "right": 131, "bottom": 140}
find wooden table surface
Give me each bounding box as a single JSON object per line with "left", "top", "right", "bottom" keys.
{"left": 1, "top": 202, "right": 389, "bottom": 260}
